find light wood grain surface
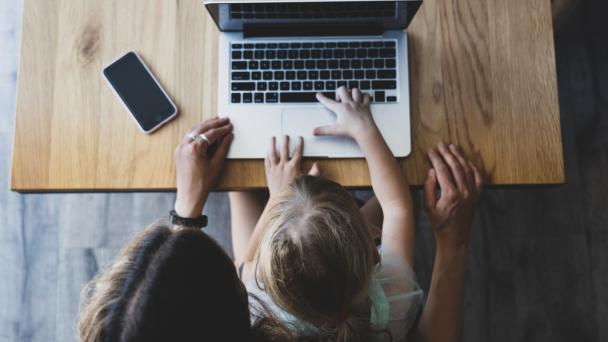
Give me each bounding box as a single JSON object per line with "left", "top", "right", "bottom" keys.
{"left": 10, "top": 0, "right": 564, "bottom": 191}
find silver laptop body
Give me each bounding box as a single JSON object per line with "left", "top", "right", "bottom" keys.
{"left": 205, "top": 0, "right": 422, "bottom": 158}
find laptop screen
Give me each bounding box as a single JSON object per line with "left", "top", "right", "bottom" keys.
{"left": 205, "top": 1, "right": 422, "bottom": 34}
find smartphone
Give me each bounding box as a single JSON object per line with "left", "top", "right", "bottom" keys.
{"left": 103, "top": 52, "right": 178, "bottom": 134}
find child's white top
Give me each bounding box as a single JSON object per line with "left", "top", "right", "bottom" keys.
{"left": 247, "top": 246, "right": 424, "bottom": 342}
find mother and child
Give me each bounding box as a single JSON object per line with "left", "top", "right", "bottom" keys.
{"left": 78, "top": 87, "right": 482, "bottom": 342}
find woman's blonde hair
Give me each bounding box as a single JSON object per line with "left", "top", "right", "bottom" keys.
{"left": 256, "top": 175, "right": 377, "bottom": 341}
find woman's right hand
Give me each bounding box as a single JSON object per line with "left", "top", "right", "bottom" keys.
{"left": 174, "top": 117, "right": 233, "bottom": 218}
{"left": 423, "top": 143, "right": 483, "bottom": 250}
{"left": 314, "top": 87, "right": 377, "bottom": 141}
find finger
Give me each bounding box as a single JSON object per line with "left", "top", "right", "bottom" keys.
{"left": 362, "top": 93, "right": 371, "bottom": 106}
{"left": 437, "top": 142, "right": 467, "bottom": 190}
{"left": 210, "top": 133, "right": 234, "bottom": 166}
{"left": 280, "top": 135, "right": 290, "bottom": 163}
{"left": 423, "top": 168, "right": 438, "bottom": 211}
{"left": 316, "top": 93, "right": 340, "bottom": 112}
{"left": 313, "top": 124, "right": 339, "bottom": 136}
{"left": 449, "top": 144, "right": 473, "bottom": 182}
{"left": 184, "top": 117, "right": 230, "bottom": 143}
{"left": 427, "top": 148, "right": 456, "bottom": 192}
{"left": 336, "top": 86, "right": 351, "bottom": 102}
{"left": 308, "top": 162, "right": 321, "bottom": 176}
{"left": 469, "top": 161, "right": 483, "bottom": 191}
{"left": 291, "top": 136, "right": 304, "bottom": 164}
{"left": 267, "top": 136, "right": 278, "bottom": 165}
{"left": 352, "top": 88, "right": 362, "bottom": 103}
{"left": 199, "top": 123, "right": 233, "bottom": 145}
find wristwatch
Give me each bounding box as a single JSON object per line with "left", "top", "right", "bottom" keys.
{"left": 170, "top": 210, "right": 208, "bottom": 228}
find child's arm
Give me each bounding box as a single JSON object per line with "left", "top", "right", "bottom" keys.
{"left": 416, "top": 144, "right": 482, "bottom": 342}
{"left": 315, "top": 87, "right": 415, "bottom": 266}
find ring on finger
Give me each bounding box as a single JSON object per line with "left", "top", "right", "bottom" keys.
{"left": 195, "top": 133, "right": 211, "bottom": 145}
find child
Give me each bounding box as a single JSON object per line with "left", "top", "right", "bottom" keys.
{"left": 231, "top": 87, "right": 424, "bottom": 341}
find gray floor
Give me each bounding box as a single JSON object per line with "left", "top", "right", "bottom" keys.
{"left": 1, "top": 0, "right": 606, "bottom": 341}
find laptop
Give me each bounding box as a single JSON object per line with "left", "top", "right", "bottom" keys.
{"left": 204, "top": 0, "right": 422, "bottom": 158}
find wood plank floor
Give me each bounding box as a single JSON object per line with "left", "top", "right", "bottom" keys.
{"left": 0, "top": 0, "right": 606, "bottom": 341}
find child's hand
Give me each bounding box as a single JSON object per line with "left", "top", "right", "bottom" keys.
{"left": 424, "top": 143, "right": 483, "bottom": 250}
{"left": 314, "top": 87, "right": 377, "bottom": 140}
{"left": 265, "top": 135, "right": 320, "bottom": 196}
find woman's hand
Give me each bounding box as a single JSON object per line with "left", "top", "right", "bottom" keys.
{"left": 174, "top": 117, "right": 234, "bottom": 218}
{"left": 424, "top": 143, "right": 483, "bottom": 250}
{"left": 314, "top": 87, "right": 377, "bottom": 140}
{"left": 265, "top": 135, "right": 320, "bottom": 196}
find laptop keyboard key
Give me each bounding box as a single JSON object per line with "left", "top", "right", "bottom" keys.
{"left": 386, "top": 59, "right": 396, "bottom": 68}
{"left": 232, "top": 51, "right": 242, "bottom": 59}
{"left": 243, "top": 93, "right": 253, "bottom": 103}
{"left": 372, "top": 80, "right": 397, "bottom": 89}
{"left": 231, "top": 93, "right": 241, "bottom": 103}
{"left": 281, "top": 82, "right": 290, "bottom": 90}
{"left": 254, "top": 93, "right": 264, "bottom": 103}
{"left": 280, "top": 92, "right": 334, "bottom": 103}
{"left": 269, "top": 82, "right": 279, "bottom": 90}
{"left": 303, "top": 81, "right": 313, "bottom": 90}
{"left": 232, "top": 61, "right": 247, "bottom": 70}
{"left": 387, "top": 96, "right": 397, "bottom": 102}
{"left": 232, "top": 82, "right": 255, "bottom": 91}
{"left": 320, "top": 71, "right": 330, "bottom": 80}
{"left": 292, "top": 81, "right": 302, "bottom": 90}
{"left": 260, "top": 61, "right": 270, "bottom": 69}
{"left": 379, "top": 48, "right": 396, "bottom": 58}
{"left": 378, "top": 70, "right": 396, "bottom": 79}
{"left": 315, "top": 81, "right": 325, "bottom": 90}
{"left": 326, "top": 81, "right": 336, "bottom": 90}
{"left": 263, "top": 71, "right": 273, "bottom": 80}
{"left": 349, "top": 81, "right": 359, "bottom": 89}
{"left": 257, "top": 82, "right": 267, "bottom": 91}
{"left": 286, "top": 71, "right": 296, "bottom": 80}
{"left": 375, "top": 91, "right": 386, "bottom": 102}
{"left": 360, "top": 80, "right": 371, "bottom": 90}
{"left": 232, "top": 72, "right": 250, "bottom": 81}
{"left": 252, "top": 72, "right": 261, "bottom": 80}
{"left": 266, "top": 92, "right": 279, "bottom": 103}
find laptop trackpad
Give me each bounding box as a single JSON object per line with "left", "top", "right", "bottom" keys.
{"left": 281, "top": 107, "right": 359, "bottom": 157}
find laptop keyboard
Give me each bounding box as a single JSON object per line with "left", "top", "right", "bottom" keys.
{"left": 230, "top": 40, "right": 399, "bottom": 104}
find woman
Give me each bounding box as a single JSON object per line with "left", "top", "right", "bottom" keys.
{"left": 78, "top": 117, "right": 290, "bottom": 342}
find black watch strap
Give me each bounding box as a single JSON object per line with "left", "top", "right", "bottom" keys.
{"left": 170, "top": 210, "right": 208, "bottom": 228}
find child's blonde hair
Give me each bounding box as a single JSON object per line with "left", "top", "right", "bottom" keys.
{"left": 256, "top": 175, "right": 377, "bottom": 342}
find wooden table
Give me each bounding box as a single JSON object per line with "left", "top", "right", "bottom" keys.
{"left": 10, "top": 0, "right": 564, "bottom": 192}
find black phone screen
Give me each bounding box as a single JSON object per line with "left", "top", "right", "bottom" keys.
{"left": 103, "top": 52, "right": 176, "bottom": 132}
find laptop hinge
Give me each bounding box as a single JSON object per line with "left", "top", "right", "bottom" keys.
{"left": 243, "top": 23, "right": 384, "bottom": 38}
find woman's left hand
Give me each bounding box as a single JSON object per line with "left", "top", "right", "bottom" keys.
{"left": 265, "top": 135, "right": 320, "bottom": 196}
{"left": 174, "top": 117, "right": 234, "bottom": 218}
